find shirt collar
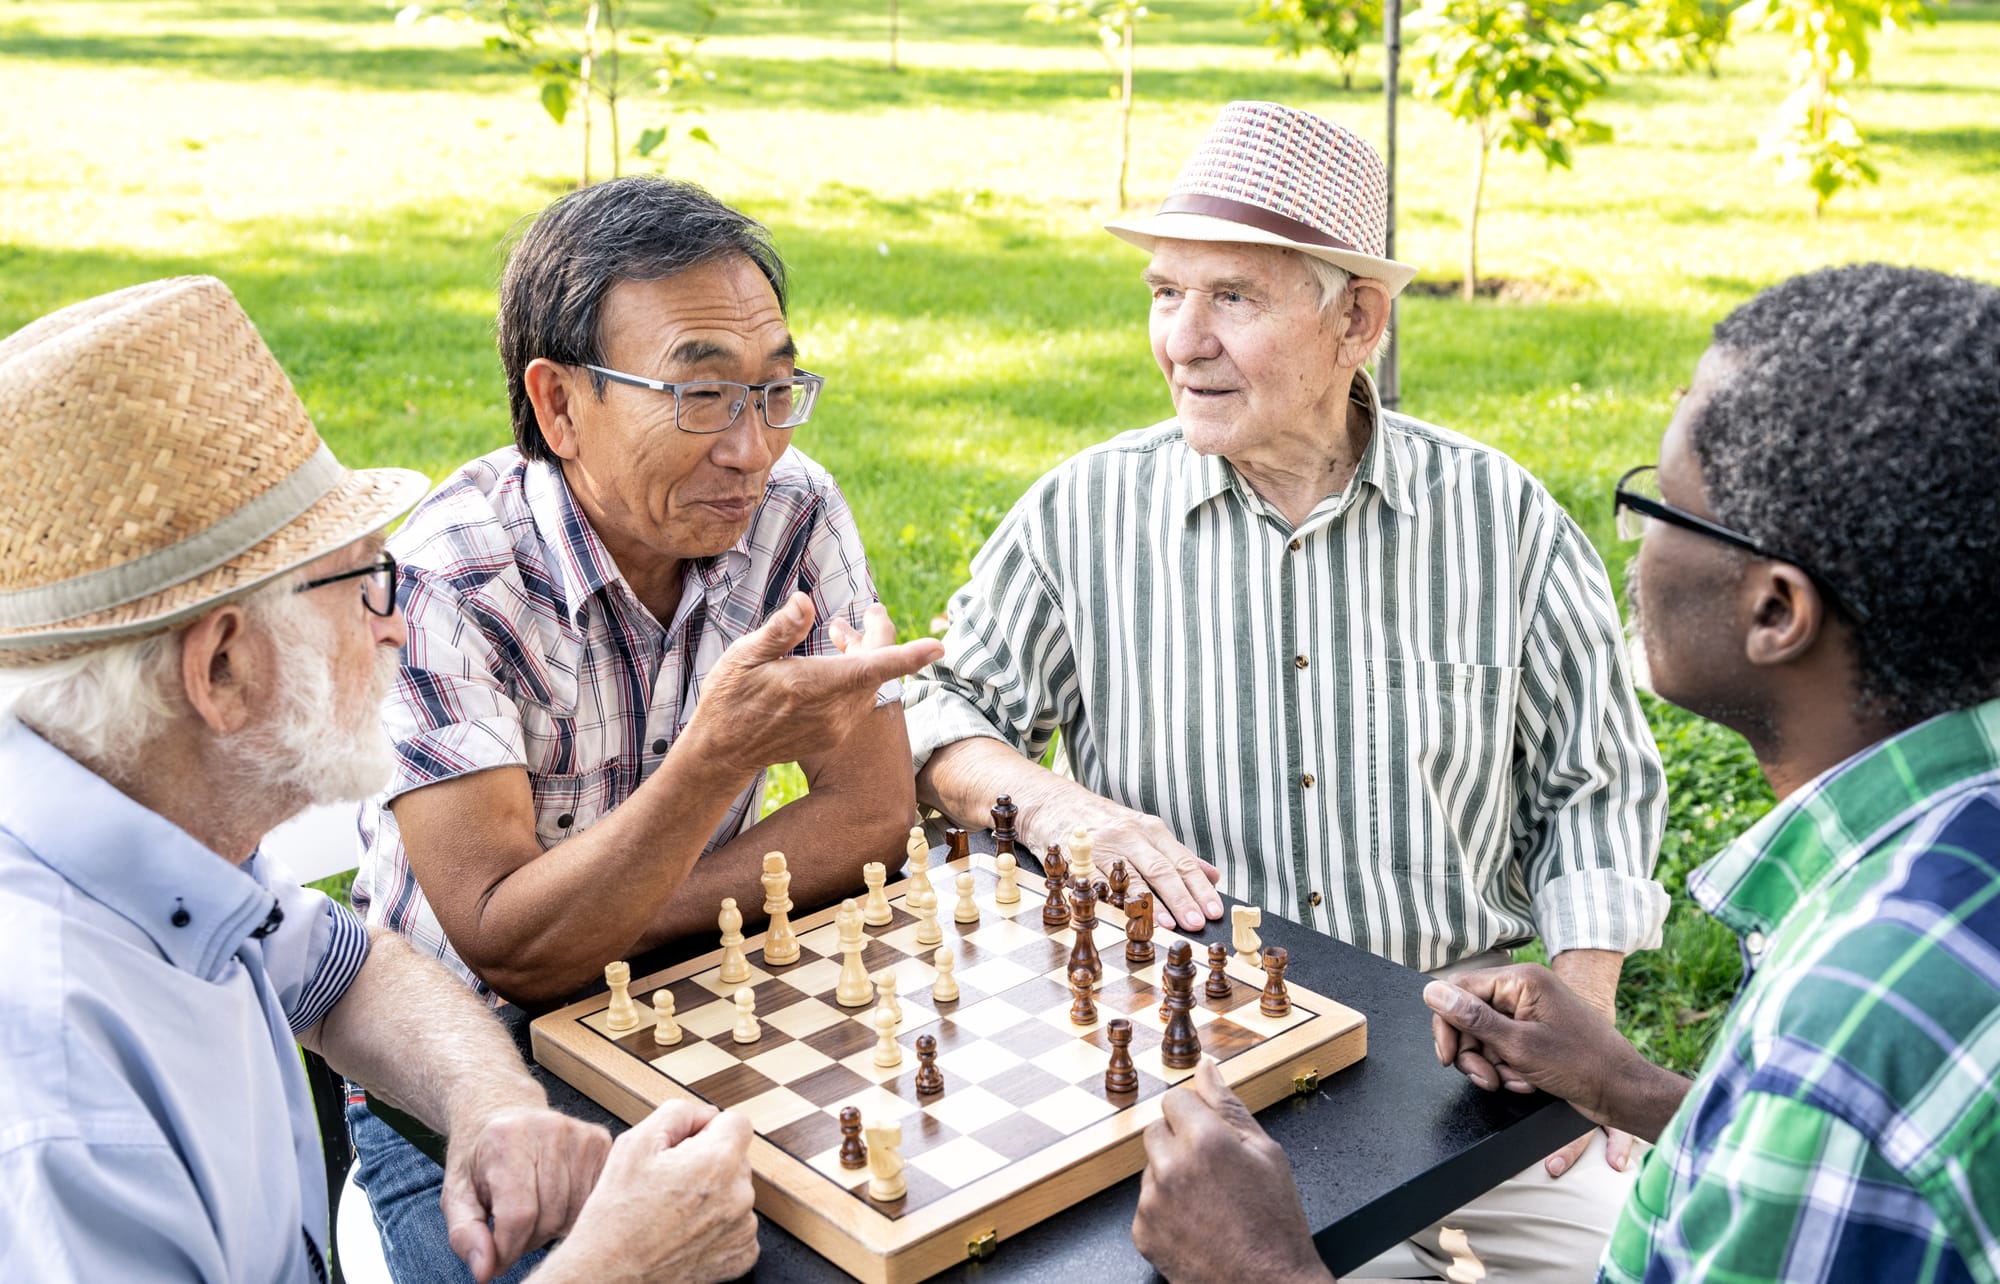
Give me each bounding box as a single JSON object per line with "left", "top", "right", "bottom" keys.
{"left": 0, "top": 719, "right": 280, "bottom": 982}
{"left": 1177, "top": 370, "right": 1416, "bottom": 522}
{"left": 1689, "top": 698, "right": 2000, "bottom": 938}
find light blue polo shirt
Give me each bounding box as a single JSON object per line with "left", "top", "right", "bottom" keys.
{"left": 0, "top": 718, "right": 371, "bottom": 1281}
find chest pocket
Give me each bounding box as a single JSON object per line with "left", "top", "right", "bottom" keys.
{"left": 530, "top": 762, "right": 623, "bottom": 849}
{"left": 1362, "top": 657, "right": 1521, "bottom": 875}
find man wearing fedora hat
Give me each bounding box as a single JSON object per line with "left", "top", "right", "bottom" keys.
{"left": 904, "top": 101, "right": 1666, "bottom": 1277}
{"left": 0, "top": 276, "right": 759, "bottom": 1283}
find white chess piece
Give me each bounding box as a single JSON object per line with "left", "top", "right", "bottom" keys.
{"left": 835, "top": 899, "right": 874, "bottom": 1008}
{"left": 732, "top": 987, "right": 760, "bottom": 1044}
{"left": 872, "top": 968, "right": 902, "bottom": 1025}
{"left": 914, "top": 895, "right": 942, "bottom": 947}
{"left": 762, "top": 852, "right": 799, "bottom": 965}
{"left": 995, "top": 850, "right": 1020, "bottom": 904}
{"left": 1440, "top": 1227, "right": 1487, "bottom": 1283}
{"left": 954, "top": 871, "right": 980, "bottom": 924}
{"left": 931, "top": 946, "right": 959, "bottom": 1002}
{"left": 905, "top": 830, "right": 935, "bottom": 907}
{"left": 872, "top": 1004, "right": 903, "bottom": 1068}
{"left": 604, "top": 961, "right": 639, "bottom": 1033}
{"left": 1069, "top": 826, "right": 1095, "bottom": 886}
{"left": 718, "top": 898, "right": 749, "bottom": 984}
{"left": 862, "top": 861, "right": 893, "bottom": 926}
{"left": 865, "top": 1119, "right": 906, "bottom": 1201}
{"left": 1232, "top": 905, "right": 1263, "bottom": 966}
{"left": 905, "top": 826, "right": 929, "bottom": 875}
{"left": 652, "top": 989, "right": 682, "bottom": 1045}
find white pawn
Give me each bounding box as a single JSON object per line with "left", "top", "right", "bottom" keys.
{"left": 872, "top": 968, "right": 903, "bottom": 1025}
{"left": 862, "top": 861, "right": 893, "bottom": 926}
{"left": 872, "top": 1003, "right": 903, "bottom": 1068}
{"left": 1070, "top": 827, "right": 1095, "bottom": 886}
{"left": 604, "top": 961, "right": 639, "bottom": 1033}
{"left": 931, "top": 946, "right": 960, "bottom": 1003}
{"left": 954, "top": 871, "right": 980, "bottom": 924}
{"left": 914, "top": 895, "right": 942, "bottom": 947}
{"left": 995, "top": 850, "right": 1020, "bottom": 904}
{"left": 905, "top": 825, "right": 929, "bottom": 875}
{"left": 652, "top": 989, "right": 682, "bottom": 1045}
{"left": 835, "top": 899, "right": 874, "bottom": 1008}
{"left": 717, "top": 898, "right": 749, "bottom": 985}
{"left": 732, "top": 987, "right": 760, "bottom": 1044}
{"left": 762, "top": 852, "right": 799, "bottom": 966}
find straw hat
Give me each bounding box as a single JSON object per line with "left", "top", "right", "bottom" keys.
{"left": 0, "top": 276, "right": 432, "bottom": 665}
{"left": 1106, "top": 100, "right": 1417, "bottom": 296}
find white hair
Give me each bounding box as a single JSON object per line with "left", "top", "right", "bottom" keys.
{"left": 0, "top": 628, "right": 189, "bottom": 767}
{"left": 1299, "top": 253, "right": 1394, "bottom": 367}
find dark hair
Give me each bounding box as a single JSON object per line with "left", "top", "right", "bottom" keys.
{"left": 1690, "top": 263, "right": 2000, "bottom": 725}
{"left": 497, "top": 176, "right": 789, "bottom": 461}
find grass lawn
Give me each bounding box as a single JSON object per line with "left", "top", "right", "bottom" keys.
{"left": 5, "top": 0, "right": 1996, "bottom": 1072}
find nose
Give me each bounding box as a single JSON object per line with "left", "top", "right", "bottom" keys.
{"left": 373, "top": 601, "right": 409, "bottom": 651}
{"left": 1163, "top": 294, "right": 1221, "bottom": 368}
{"left": 708, "top": 405, "right": 782, "bottom": 473}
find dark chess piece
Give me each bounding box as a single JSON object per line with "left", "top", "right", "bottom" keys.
{"left": 1106, "top": 859, "right": 1130, "bottom": 910}
{"left": 914, "top": 1034, "right": 944, "bottom": 1096}
{"left": 838, "top": 1105, "right": 867, "bottom": 1169}
{"left": 1124, "top": 890, "right": 1156, "bottom": 967}
{"left": 1042, "top": 844, "right": 1072, "bottom": 927}
{"left": 946, "top": 826, "right": 969, "bottom": 863}
{"left": 991, "top": 795, "right": 1019, "bottom": 857}
{"left": 1206, "top": 941, "right": 1233, "bottom": 999}
{"left": 1104, "top": 1018, "right": 1138, "bottom": 1094}
{"left": 1068, "top": 880, "right": 1103, "bottom": 988}
{"left": 1160, "top": 942, "right": 1202, "bottom": 1070}
{"left": 1260, "top": 946, "right": 1292, "bottom": 1018}
{"left": 1069, "top": 965, "right": 1099, "bottom": 1025}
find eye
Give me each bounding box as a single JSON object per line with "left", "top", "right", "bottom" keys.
{"left": 1218, "top": 291, "right": 1247, "bottom": 305}
{"left": 1150, "top": 285, "right": 1180, "bottom": 301}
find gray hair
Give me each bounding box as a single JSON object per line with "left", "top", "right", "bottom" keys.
{"left": 498, "top": 176, "right": 790, "bottom": 462}
{"left": 1299, "top": 253, "right": 1393, "bottom": 367}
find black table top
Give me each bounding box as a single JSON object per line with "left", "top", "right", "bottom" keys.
{"left": 392, "top": 853, "right": 1586, "bottom": 1280}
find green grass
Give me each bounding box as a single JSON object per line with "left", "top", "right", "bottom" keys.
{"left": 13, "top": 0, "right": 1994, "bottom": 1073}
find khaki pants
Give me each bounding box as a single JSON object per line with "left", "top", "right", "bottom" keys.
{"left": 1346, "top": 950, "right": 1639, "bottom": 1283}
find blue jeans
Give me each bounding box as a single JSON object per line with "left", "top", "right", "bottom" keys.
{"left": 346, "top": 1091, "right": 546, "bottom": 1284}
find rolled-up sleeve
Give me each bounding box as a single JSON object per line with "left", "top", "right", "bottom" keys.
{"left": 1511, "top": 518, "right": 1669, "bottom": 956}
{"left": 249, "top": 859, "right": 372, "bottom": 1035}
{"left": 903, "top": 497, "right": 1078, "bottom": 771}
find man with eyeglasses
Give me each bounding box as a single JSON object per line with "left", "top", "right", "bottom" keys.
{"left": 348, "top": 176, "right": 942, "bottom": 1281}
{"left": 1128, "top": 263, "right": 2000, "bottom": 1284}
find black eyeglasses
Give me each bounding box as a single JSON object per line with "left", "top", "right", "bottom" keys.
{"left": 1612, "top": 466, "right": 1869, "bottom": 623}
{"left": 295, "top": 552, "right": 398, "bottom": 618}
{"left": 584, "top": 364, "right": 825, "bottom": 435}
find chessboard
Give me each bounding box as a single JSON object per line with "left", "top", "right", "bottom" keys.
{"left": 531, "top": 840, "right": 1367, "bottom": 1284}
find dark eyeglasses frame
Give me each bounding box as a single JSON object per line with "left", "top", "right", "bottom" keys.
{"left": 583, "top": 364, "right": 825, "bottom": 435}
{"left": 295, "top": 552, "right": 398, "bottom": 618}
{"left": 1612, "top": 466, "right": 1869, "bottom": 624}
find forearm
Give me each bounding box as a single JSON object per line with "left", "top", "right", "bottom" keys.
{"left": 1547, "top": 949, "right": 1689, "bottom": 1138}
{"left": 918, "top": 735, "right": 1096, "bottom": 852}
{"left": 1550, "top": 948, "right": 1624, "bottom": 1020}
{"left": 304, "top": 929, "right": 544, "bottom": 1136}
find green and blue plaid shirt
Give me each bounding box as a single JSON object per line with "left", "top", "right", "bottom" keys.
{"left": 1601, "top": 699, "right": 2000, "bottom": 1284}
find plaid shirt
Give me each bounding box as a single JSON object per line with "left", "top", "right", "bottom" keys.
{"left": 1601, "top": 698, "right": 2000, "bottom": 1284}
{"left": 353, "top": 445, "right": 888, "bottom": 999}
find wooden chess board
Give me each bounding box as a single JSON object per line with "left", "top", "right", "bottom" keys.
{"left": 531, "top": 851, "right": 1367, "bottom": 1284}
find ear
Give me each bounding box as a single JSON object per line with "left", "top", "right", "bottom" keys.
{"left": 1336, "top": 279, "right": 1392, "bottom": 372}
{"left": 1743, "top": 564, "right": 1828, "bottom": 667}
{"left": 179, "top": 604, "right": 259, "bottom": 736}
{"left": 523, "top": 358, "right": 587, "bottom": 460}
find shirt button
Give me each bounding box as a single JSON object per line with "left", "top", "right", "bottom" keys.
{"left": 1294, "top": 655, "right": 1309, "bottom": 670}
{"left": 1301, "top": 774, "right": 1316, "bottom": 788}
{"left": 1308, "top": 891, "right": 1323, "bottom": 908}
{"left": 1745, "top": 930, "right": 1766, "bottom": 956}
{"left": 1288, "top": 539, "right": 1302, "bottom": 552}
{"left": 557, "top": 813, "right": 575, "bottom": 829}
{"left": 652, "top": 738, "right": 669, "bottom": 754}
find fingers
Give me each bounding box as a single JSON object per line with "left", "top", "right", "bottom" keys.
{"left": 635, "top": 1098, "right": 721, "bottom": 1151}
{"left": 441, "top": 1170, "right": 499, "bottom": 1283}
{"left": 1453, "top": 1047, "right": 1504, "bottom": 1092}
{"left": 1189, "top": 1058, "right": 1262, "bottom": 1139}
{"left": 1603, "top": 1126, "right": 1635, "bottom": 1173}
{"left": 857, "top": 600, "right": 897, "bottom": 649}
{"left": 1431, "top": 1010, "right": 1462, "bottom": 1069}
{"left": 835, "top": 637, "right": 945, "bottom": 689}
{"left": 1197, "top": 856, "right": 1222, "bottom": 885}
{"left": 675, "top": 1106, "right": 754, "bottom": 1163}
{"left": 1544, "top": 1129, "right": 1593, "bottom": 1179}
{"left": 1129, "top": 833, "right": 1222, "bottom": 930}
{"left": 728, "top": 593, "right": 818, "bottom": 664}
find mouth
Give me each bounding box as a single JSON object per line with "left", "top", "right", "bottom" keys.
{"left": 695, "top": 497, "right": 761, "bottom": 522}
{"left": 1181, "top": 385, "right": 1237, "bottom": 400}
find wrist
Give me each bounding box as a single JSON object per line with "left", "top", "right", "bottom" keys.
{"left": 1599, "top": 1044, "right": 1686, "bottom": 1139}
{"left": 444, "top": 1080, "right": 547, "bottom": 1141}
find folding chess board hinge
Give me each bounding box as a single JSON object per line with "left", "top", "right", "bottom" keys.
{"left": 1292, "top": 1067, "right": 1320, "bottom": 1094}
{"left": 966, "top": 1229, "right": 999, "bottom": 1261}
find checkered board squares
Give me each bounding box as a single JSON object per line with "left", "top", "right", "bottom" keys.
{"left": 534, "top": 853, "right": 1366, "bottom": 1284}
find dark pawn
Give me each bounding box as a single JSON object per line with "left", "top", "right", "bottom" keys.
{"left": 1068, "top": 880, "right": 1103, "bottom": 988}
{"left": 1042, "top": 845, "right": 1072, "bottom": 927}
{"left": 1106, "top": 859, "right": 1130, "bottom": 910}
{"left": 1069, "top": 965, "right": 1099, "bottom": 1026}
{"left": 1260, "top": 946, "right": 1292, "bottom": 1018}
{"left": 1104, "top": 1018, "right": 1138, "bottom": 1094}
{"left": 1124, "top": 890, "right": 1156, "bottom": 967}
{"left": 838, "top": 1105, "right": 867, "bottom": 1169}
{"left": 914, "top": 1034, "right": 944, "bottom": 1096}
{"left": 1160, "top": 942, "right": 1202, "bottom": 1070}
{"left": 991, "top": 795, "right": 1019, "bottom": 856}
{"left": 946, "top": 826, "right": 969, "bottom": 864}
{"left": 1205, "top": 942, "right": 1232, "bottom": 999}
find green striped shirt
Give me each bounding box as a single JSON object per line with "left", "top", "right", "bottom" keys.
{"left": 904, "top": 376, "right": 1667, "bottom": 969}
{"left": 1602, "top": 699, "right": 2000, "bottom": 1283}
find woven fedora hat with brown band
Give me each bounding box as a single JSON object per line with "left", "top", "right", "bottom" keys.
{"left": 1106, "top": 100, "right": 1418, "bottom": 297}
{"left": 0, "top": 275, "right": 432, "bottom": 666}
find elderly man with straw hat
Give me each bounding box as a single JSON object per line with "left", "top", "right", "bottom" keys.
{"left": 0, "top": 277, "right": 758, "bottom": 1284}
{"left": 903, "top": 101, "right": 1666, "bottom": 1278}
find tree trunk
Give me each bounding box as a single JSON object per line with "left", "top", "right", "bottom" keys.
{"left": 1464, "top": 125, "right": 1489, "bottom": 302}
{"left": 606, "top": 1, "right": 621, "bottom": 177}
{"left": 579, "top": 0, "right": 600, "bottom": 188}
{"left": 1117, "top": 18, "right": 1135, "bottom": 210}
